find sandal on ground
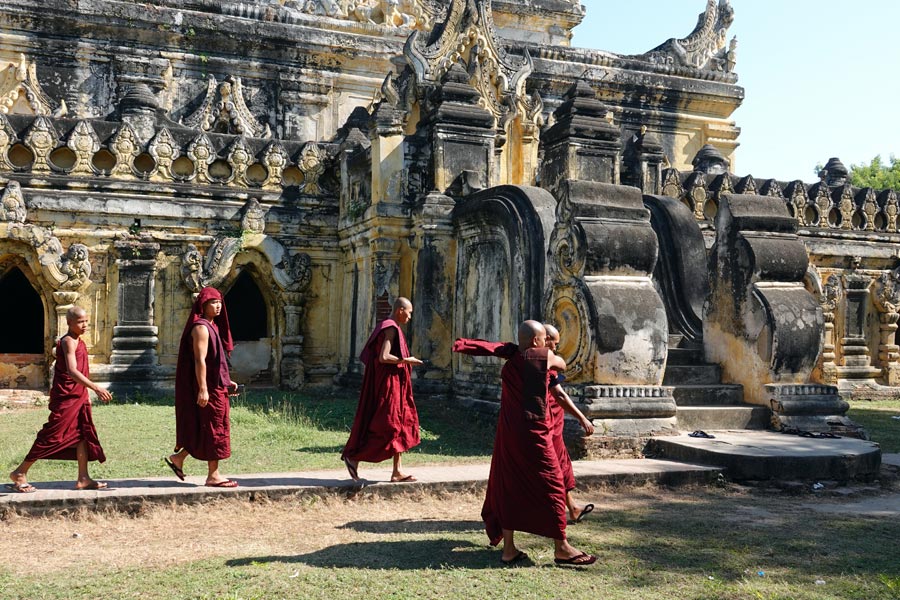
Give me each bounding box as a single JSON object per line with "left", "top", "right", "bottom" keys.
{"left": 5, "top": 482, "right": 37, "bottom": 493}
{"left": 390, "top": 474, "right": 417, "bottom": 483}
{"left": 206, "top": 480, "right": 238, "bottom": 488}
{"left": 688, "top": 430, "right": 715, "bottom": 439}
{"left": 554, "top": 552, "right": 597, "bottom": 566}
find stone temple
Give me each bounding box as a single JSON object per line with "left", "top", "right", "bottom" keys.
{"left": 0, "top": 0, "right": 893, "bottom": 461}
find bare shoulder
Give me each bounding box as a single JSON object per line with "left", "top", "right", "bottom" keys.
{"left": 191, "top": 323, "right": 210, "bottom": 340}
{"left": 60, "top": 335, "right": 78, "bottom": 350}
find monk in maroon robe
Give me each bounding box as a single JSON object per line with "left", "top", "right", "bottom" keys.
{"left": 8, "top": 306, "right": 112, "bottom": 493}
{"left": 452, "top": 321, "right": 596, "bottom": 566}
{"left": 166, "top": 286, "right": 239, "bottom": 487}
{"left": 544, "top": 323, "right": 595, "bottom": 523}
{"left": 341, "top": 297, "right": 424, "bottom": 482}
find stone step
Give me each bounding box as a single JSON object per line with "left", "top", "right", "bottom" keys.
{"left": 672, "top": 384, "right": 744, "bottom": 406}
{"left": 663, "top": 364, "right": 722, "bottom": 385}
{"left": 666, "top": 347, "right": 704, "bottom": 365}
{"left": 646, "top": 431, "right": 882, "bottom": 481}
{"left": 676, "top": 405, "right": 770, "bottom": 431}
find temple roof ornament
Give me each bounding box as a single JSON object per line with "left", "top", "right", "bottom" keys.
{"left": 636, "top": 0, "right": 735, "bottom": 71}
{"left": 403, "top": 0, "right": 532, "bottom": 123}
{"left": 182, "top": 75, "right": 271, "bottom": 139}
{"left": 0, "top": 54, "right": 67, "bottom": 117}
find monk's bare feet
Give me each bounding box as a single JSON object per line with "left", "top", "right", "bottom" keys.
{"left": 553, "top": 541, "right": 596, "bottom": 566}
{"left": 570, "top": 503, "right": 595, "bottom": 523}
{"left": 75, "top": 478, "right": 108, "bottom": 490}
{"left": 501, "top": 548, "right": 529, "bottom": 565}
{"left": 390, "top": 473, "right": 417, "bottom": 483}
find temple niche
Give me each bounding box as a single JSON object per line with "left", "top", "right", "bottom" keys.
{"left": 0, "top": 0, "right": 889, "bottom": 449}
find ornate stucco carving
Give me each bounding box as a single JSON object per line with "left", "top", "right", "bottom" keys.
{"left": 182, "top": 75, "right": 271, "bottom": 139}
{"left": 227, "top": 136, "right": 253, "bottom": 186}
{"left": 67, "top": 120, "right": 101, "bottom": 176}
{"left": 24, "top": 116, "right": 59, "bottom": 173}
{"left": 861, "top": 188, "right": 878, "bottom": 231}
{"left": 638, "top": 0, "right": 735, "bottom": 71}
{"left": 0, "top": 114, "right": 17, "bottom": 171}
{"left": 262, "top": 142, "right": 288, "bottom": 189}
{"left": 0, "top": 180, "right": 26, "bottom": 223}
{"left": 181, "top": 243, "right": 205, "bottom": 293}
{"left": 297, "top": 142, "right": 326, "bottom": 195}
{"left": 148, "top": 127, "right": 179, "bottom": 181}
{"left": 241, "top": 198, "right": 267, "bottom": 234}
{"left": 110, "top": 123, "right": 142, "bottom": 178}
{"left": 264, "top": 0, "right": 437, "bottom": 30}
{"left": 404, "top": 0, "right": 532, "bottom": 124}
{"left": 5, "top": 217, "right": 92, "bottom": 291}
{"left": 0, "top": 54, "right": 66, "bottom": 116}
{"left": 54, "top": 243, "right": 92, "bottom": 290}
{"left": 284, "top": 250, "right": 312, "bottom": 291}
{"left": 874, "top": 268, "right": 900, "bottom": 314}
{"left": 186, "top": 133, "right": 216, "bottom": 183}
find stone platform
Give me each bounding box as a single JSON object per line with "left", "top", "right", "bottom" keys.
{"left": 0, "top": 459, "right": 721, "bottom": 516}
{"left": 647, "top": 431, "right": 882, "bottom": 481}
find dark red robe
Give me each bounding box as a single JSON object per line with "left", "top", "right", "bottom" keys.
{"left": 174, "top": 287, "right": 234, "bottom": 461}
{"left": 452, "top": 339, "right": 567, "bottom": 544}
{"left": 341, "top": 319, "right": 420, "bottom": 464}
{"left": 549, "top": 371, "right": 576, "bottom": 492}
{"left": 25, "top": 334, "right": 105, "bottom": 463}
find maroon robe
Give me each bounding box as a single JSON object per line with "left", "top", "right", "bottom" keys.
{"left": 341, "top": 319, "right": 420, "bottom": 464}
{"left": 25, "top": 334, "right": 105, "bottom": 463}
{"left": 174, "top": 287, "right": 234, "bottom": 461}
{"left": 548, "top": 371, "right": 576, "bottom": 492}
{"left": 452, "top": 339, "right": 567, "bottom": 544}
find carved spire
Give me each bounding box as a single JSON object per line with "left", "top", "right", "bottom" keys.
{"left": 182, "top": 75, "right": 271, "bottom": 139}
{"left": 0, "top": 54, "right": 66, "bottom": 116}
{"left": 637, "top": 0, "right": 735, "bottom": 71}
{"left": 403, "top": 0, "right": 532, "bottom": 124}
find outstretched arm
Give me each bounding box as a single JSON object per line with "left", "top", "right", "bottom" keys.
{"left": 379, "top": 328, "right": 424, "bottom": 366}
{"left": 549, "top": 383, "right": 594, "bottom": 436}
{"left": 62, "top": 337, "right": 112, "bottom": 403}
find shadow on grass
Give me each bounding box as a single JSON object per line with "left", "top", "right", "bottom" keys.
{"left": 571, "top": 492, "right": 900, "bottom": 585}
{"left": 338, "top": 518, "right": 484, "bottom": 535}
{"left": 848, "top": 406, "right": 900, "bottom": 453}
{"left": 226, "top": 539, "right": 498, "bottom": 570}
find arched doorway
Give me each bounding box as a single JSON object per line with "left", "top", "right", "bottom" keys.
{"left": 0, "top": 265, "right": 47, "bottom": 389}
{"left": 224, "top": 270, "right": 272, "bottom": 383}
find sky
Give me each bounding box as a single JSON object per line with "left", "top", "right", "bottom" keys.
{"left": 571, "top": 0, "right": 900, "bottom": 182}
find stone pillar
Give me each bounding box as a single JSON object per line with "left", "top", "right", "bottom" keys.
{"left": 540, "top": 80, "right": 621, "bottom": 192}
{"left": 837, "top": 258, "right": 881, "bottom": 386}
{"left": 280, "top": 290, "right": 306, "bottom": 390}
{"left": 409, "top": 192, "right": 456, "bottom": 390}
{"left": 873, "top": 269, "right": 900, "bottom": 386}
{"left": 817, "top": 273, "right": 842, "bottom": 385}
{"left": 622, "top": 127, "right": 665, "bottom": 194}
{"left": 369, "top": 100, "right": 406, "bottom": 206}
{"left": 107, "top": 240, "right": 160, "bottom": 391}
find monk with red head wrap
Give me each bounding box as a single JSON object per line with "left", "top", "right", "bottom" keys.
{"left": 166, "top": 287, "right": 240, "bottom": 487}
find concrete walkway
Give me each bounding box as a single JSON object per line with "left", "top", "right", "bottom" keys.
{"left": 0, "top": 459, "right": 721, "bottom": 515}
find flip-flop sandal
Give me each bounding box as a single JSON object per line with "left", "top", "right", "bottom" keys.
{"left": 390, "top": 475, "right": 417, "bottom": 483}
{"left": 688, "top": 430, "right": 715, "bottom": 439}
{"left": 574, "top": 503, "right": 595, "bottom": 523}
{"left": 343, "top": 457, "right": 360, "bottom": 481}
{"left": 501, "top": 550, "right": 529, "bottom": 566}
{"left": 206, "top": 480, "right": 238, "bottom": 488}
{"left": 164, "top": 457, "right": 186, "bottom": 481}
{"left": 76, "top": 481, "right": 108, "bottom": 490}
{"left": 5, "top": 482, "right": 37, "bottom": 493}
{"left": 554, "top": 552, "right": 597, "bottom": 566}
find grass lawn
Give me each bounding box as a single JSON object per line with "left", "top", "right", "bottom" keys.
{"left": 846, "top": 399, "right": 900, "bottom": 453}
{"left": 0, "top": 389, "right": 496, "bottom": 483}
{"left": 0, "top": 484, "right": 898, "bottom": 600}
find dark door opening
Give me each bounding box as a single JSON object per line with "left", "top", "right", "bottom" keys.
{"left": 0, "top": 266, "right": 43, "bottom": 353}
{"left": 224, "top": 271, "right": 268, "bottom": 341}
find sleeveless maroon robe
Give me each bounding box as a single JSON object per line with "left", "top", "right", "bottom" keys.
{"left": 341, "top": 319, "right": 420, "bottom": 464}
{"left": 549, "top": 371, "right": 576, "bottom": 491}
{"left": 175, "top": 288, "right": 233, "bottom": 461}
{"left": 481, "top": 348, "right": 567, "bottom": 544}
{"left": 25, "top": 335, "right": 105, "bottom": 463}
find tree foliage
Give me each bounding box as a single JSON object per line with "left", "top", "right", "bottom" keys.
{"left": 849, "top": 155, "right": 900, "bottom": 191}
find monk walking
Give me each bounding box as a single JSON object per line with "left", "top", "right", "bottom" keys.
{"left": 8, "top": 306, "right": 112, "bottom": 493}
{"left": 453, "top": 321, "right": 596, "bottom": 566}
{"left": 341, "top": 297, "right": 424, "bottom": 482}
{"left": 544, "top": 323, "right": 595, "bottom": 523}
{"left": 166, "top": 287, "right": 240, "bottom": 488}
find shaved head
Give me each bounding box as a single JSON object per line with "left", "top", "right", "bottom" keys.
{"left": 543, "top": 323, "right": 559, "bottom": 341}
{"left": 393, "top": 297, "right": 412, "bottom": 311}
{"left": 66, "top": 306, "right": 86, "bottom": 322}
{"left": 517, "top": 320, "right": 546, "bottom": 349}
